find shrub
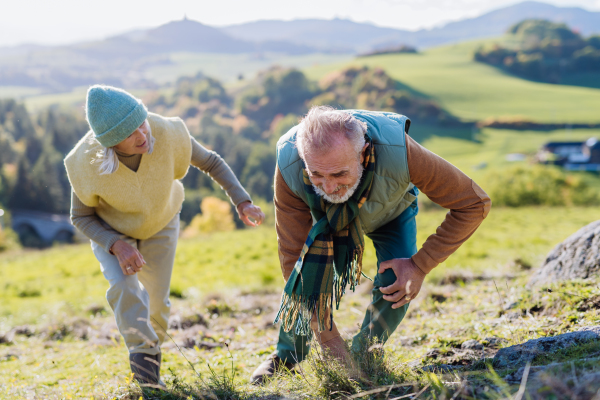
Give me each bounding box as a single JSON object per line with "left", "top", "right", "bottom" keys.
{"left": 182, "top": 196, "right": 235, "bottom": 237}
{"left": 484, "top": 165, "right": 599, "bottom": 207}
{"left": 0, "top": 223, "right": 20, "bottom": 253}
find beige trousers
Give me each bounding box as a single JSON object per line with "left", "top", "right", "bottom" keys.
{"left": 91, "top": 214, "right": 179, "bottom": 356}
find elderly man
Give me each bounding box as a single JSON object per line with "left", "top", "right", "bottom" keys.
{"left": 250, "top": 106, "right": 490, "bottom": 383}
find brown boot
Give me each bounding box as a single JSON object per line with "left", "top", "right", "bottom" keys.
{"left": 130, "top": 352, "right": 165, "bottom": 388}
{"left": 250, "top": 353, "right": 296, "bottom": 385}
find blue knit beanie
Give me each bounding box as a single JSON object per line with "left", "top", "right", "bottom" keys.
{"left": 86, "top": 85, "right": 148, "bottom": 148}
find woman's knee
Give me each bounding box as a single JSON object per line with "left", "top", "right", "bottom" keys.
{"left": 106, "top": 276, "right": 143, "bottom": 303}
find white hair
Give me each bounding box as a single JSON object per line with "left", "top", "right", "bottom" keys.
{"left": 87, "top": 124, "right": 155, "bottom": 175}
{"left": 296, "top": 106, "right": 367, "bottom": 160}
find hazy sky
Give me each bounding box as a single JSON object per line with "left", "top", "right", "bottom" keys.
{"left": 2, "top": 0, "right": 600, "bottom": 47}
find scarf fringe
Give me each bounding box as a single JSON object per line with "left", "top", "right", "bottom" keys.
{"left": 275, "top": 246, "right": 364, "bottom": 335}
{"left": 274, "top": 292, "right": 333, "bottom": 337}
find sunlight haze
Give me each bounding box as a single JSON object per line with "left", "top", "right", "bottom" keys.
{"left": 1, "top": 0, "right": 600, "bottom": 47}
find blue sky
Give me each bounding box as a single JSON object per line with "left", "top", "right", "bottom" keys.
{"left": 1, "top": 0, "right": 599, "bottom": 47}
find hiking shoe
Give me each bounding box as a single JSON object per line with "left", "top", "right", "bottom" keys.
{"left": 130, "top": 352, "right": 164, "bottom": 387}
{"left": 250, "top": 353, "right": 296, "bottom": 385}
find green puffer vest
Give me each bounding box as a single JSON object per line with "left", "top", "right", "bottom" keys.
{"left": 276, "top": 110, "right": 417, "bottom": 234}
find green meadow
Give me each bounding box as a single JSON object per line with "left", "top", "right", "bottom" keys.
{"left": 412, "top": 126, "right": 600, "bottom": 184}
{"left": 8, "top": 38, "right": 600, "bottom": 123}
{"left": 2, "top": 206, "right": 600, "bottom": 326}
{"left": 305, "top": 39, "right": 600, "bottom": 123}
{"left": 143, "top": 52, "right": 353, "bottom": 85}
{"left": 2, "top": 206, "right": 600, "bottom": 399}
{"left": 2, "top": 37, "right": 600, "bottom": 398}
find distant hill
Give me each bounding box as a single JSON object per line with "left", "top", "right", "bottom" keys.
{"left": 0, "top": 18, "right": 317, "bottom": 91}
{"left": 221, "top": 19, "right": 412, "bottom": 53}
{"left": 71, "top": 18, "right": 316, "bottom": 58}
{"left": 1, "top": 1, "right": 600, "bottom": 92}
{"left": 416, "top": 1, "right": 600, "bottom": 48}
{"left": 222, "top": 1, "right": 600, "bottom": 51}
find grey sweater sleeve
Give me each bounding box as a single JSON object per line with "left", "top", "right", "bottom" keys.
{"left": 70, "top": 190, "right": 122, "bottom": 253}
{"left": 190, "top": 137, "right": 252, "bottom": 206}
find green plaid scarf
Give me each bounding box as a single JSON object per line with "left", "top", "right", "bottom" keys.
{"left": 274, "top": 135, "right": 376, "bottom": 336}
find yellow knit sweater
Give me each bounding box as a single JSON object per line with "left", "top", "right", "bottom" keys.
{"left": 64, "top": 113, "right": 192, "bottom": 239}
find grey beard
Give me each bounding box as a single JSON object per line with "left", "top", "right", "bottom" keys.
{"left": 311, "top": 164, "right": 365, "bottom": 204}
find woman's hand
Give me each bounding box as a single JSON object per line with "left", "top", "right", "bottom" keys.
{"left": 110, "top": 240, "right": 146, "bottom": 275}
{"left": 236, "top": 201, "right": 265, "bottom": 227}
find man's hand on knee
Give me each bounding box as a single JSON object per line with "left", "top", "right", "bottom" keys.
{"left": 378, "top": 258, "right": 426, "bottom": 309}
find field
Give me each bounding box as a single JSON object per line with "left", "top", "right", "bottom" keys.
{"left": 6, "top": 38, "right": 600, "bottom": 124}
{"left": 2, "top": 36, "right": 600, "bottom": 398}
{"left": 409, "top": 125, "right": 600, "bottom": 185}
{"left": 304, "top": 39, "right": 600, "bottom": 124}
{"left": 2, "top": 206, "right": 600, "bottom": 399}
{"left": 0, "top": 52, "right": 352, "bottom": 111}
{"left": 143, "top": 52, "right": 353, "bottom": 85}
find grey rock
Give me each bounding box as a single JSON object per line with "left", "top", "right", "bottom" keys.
{"left": 422, "top": 364, "right": 462, "bottom": 373}
{"left": 504, "top": 364, "right": 547, "bottom": 383}
{"left": 461, "top": 339, "right": 484, "bottom": 350}
{"left": 529, "top": 220, "right": 600, "bottom": 286}
{"left": 504, "top": 357, "right": 600, "bottom": 383}
{"left": 483, "top": 337, "right": 508, "bottom": 348}
{"left": 493, "top": 325, "right": 600, "bottom": 368}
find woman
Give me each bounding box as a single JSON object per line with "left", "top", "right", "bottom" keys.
{"left": 64, "top": 85, "right": 264, "bottom": 387}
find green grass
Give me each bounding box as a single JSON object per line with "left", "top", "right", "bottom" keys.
{"left": 1, "top": 205, "right": 600, "bottom": 398}
{"left": 19, "top": 87, "right": 152, "bottom": 113}
{"left": 0, "top": 86, "right": 44, "bottom": 100}
{"left": 413, "top": 126, "right": 600, "bottom": 185}
{"left": 2, "top": 206, "right": 600, "bottom": 327}
{"left": 2, "top": 211, "right": 600, "bottom": 399}
{"left": 304, "top": 39, "right": 600, "bottom": 124}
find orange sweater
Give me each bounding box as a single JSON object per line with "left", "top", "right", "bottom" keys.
{"left": 274, "top": 134, "right": 491, "bottom": 280}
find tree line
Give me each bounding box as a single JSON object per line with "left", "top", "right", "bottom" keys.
{"left": 474, "top": 19, "right": 600, "bottom": 83}
{"left": 0, "top": 66, "right": 462, "bottom": 226}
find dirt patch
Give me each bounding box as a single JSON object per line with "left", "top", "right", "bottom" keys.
{"left": 169, "top": 313, "right": 209, "bottom": 330}
{"left": 577, "top": 295, "right": 600, "bottom": 312}
{"left": 439, "top": 272, "right": 514, "bottom": 285}
{"left": 430, "top": 293, "right": 449, "bottom": 303}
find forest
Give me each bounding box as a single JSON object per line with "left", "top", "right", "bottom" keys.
{"left": 0, "top": 65, "right": 459, "bottom": 228}
{"left": 474, "top": 19, "right": 600, "bottom": 83}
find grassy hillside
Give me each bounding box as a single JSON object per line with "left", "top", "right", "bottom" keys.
{"left": 2, "top": 206, "right": 600, "bottom": 399}
{"left": 304, "top": 39, "right": 600, "bottom": 124}
{"left": 143, "top": 52, "right": 353, "bottom": 85}
{"left": 9, "top": 39, "right": 600, "bottom": 121}
{"left": 412, "top": 126, "right": 600, "bottom": 183}
{"left": 2, "top": 206, "right": 599, "bottom": 324}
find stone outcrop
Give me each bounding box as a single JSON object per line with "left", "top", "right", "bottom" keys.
{"left": 529, "top": 220, "right": 600, "bottom": 286}
{"left": 493, "top": 326, "right": 600, "bottom": 369}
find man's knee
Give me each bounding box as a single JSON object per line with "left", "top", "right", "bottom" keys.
{"left": 374, "top": 267, "right": 396, "bottom": 289}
